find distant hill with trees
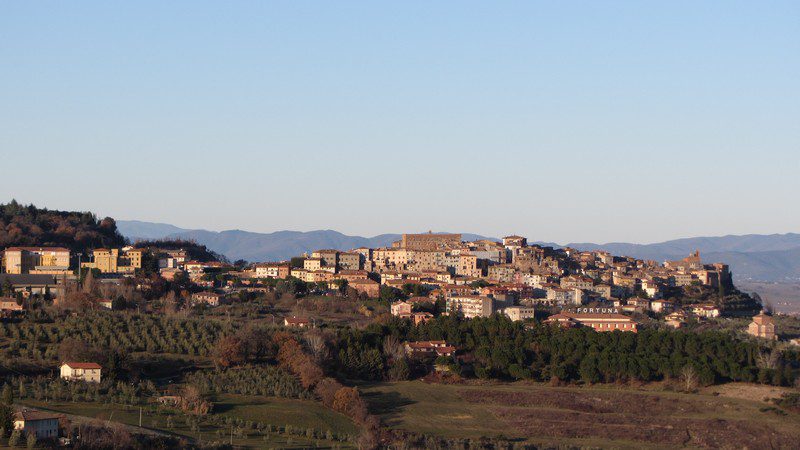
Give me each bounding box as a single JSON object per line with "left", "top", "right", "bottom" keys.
{"left": 0, "top": 200, "right": 126, "bottom": 253}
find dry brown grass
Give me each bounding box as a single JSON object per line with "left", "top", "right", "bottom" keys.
{"left": 364, "top": 380, "right": 800, "bottom": 449}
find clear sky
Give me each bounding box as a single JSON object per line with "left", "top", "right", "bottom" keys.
{"left": 1, "top": 1, "right": 798, "bottom": 244}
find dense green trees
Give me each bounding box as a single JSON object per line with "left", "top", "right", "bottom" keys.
{"left": 331, "top": 314, "right": 798, "bottom": 387}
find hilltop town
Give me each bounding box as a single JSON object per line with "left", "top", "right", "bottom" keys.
{"left": 0, "top": 206, "right": 798, "bottom": 448}
{"left": 1, "top": 231, "right": 769, "bottom": 335}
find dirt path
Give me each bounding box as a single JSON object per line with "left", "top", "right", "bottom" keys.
{"left": 16, "top": 402, "right": 174, "bottom": 438}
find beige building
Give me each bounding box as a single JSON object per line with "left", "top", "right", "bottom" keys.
{"left": 82, "top": 247, "right": 143, "bottom": 274}
{"left": 305, "top": 270, "right": 334, "bottom": 283}
{"left": 14, "top": 410, "right": 60, "bottom": 439}
{"left": 60, "top": 362, "right": 102, "bottom": 383}
{"left": 391, "top": 300, "right": 413, "bottom": 316}
{"left": 456, "top": 254, "right": 482, "bottom": 278}
{"left": 560, "top": 275, "right": 594, "bottom": 290}
{"left": 373, "top": 248, "right": 409, "bottom": 269}
{"left": 338, "top": 252, "right": 361, "bottom": 271}
{"left": 691, "top": 304, "right": 720, "bottom": 318}
{"left": 446, "top": 295, "right": 493, "bottom": 319}
{"left": 650, "top": 299, "right": 674, "bottom": 313}
{"left": 488, "top": 264, "right": 516, "bottom": 283}
{"left": 303, "top": 258, "right": 323, "bottom": 271}
{"left": 747, "top": 311, "right": 777, "bottom": 340}
{"left": 253, "top": 263, "right": 290, "bottom": 279}
{"left": 502, "top": 306, "right": 536, "bottom": 321}
{"left": 400, "top": 233, "right": 461, "bottom": 251}
{"left": 545, "top": 311, "right": 638, "bottom": 332}
{"left": 311, "top": 250, "right": 339, "bottom": 268}
{"left": 192, "top": 291, "right": 223, "bottom": 306}
{"left": 3, "top": 247, "right": 70, "bottom": 274}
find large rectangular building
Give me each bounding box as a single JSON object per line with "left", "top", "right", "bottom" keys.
{"left": 446, "top": 295, "right": 493, "bottom": 319}
{"left": 81, "top": 247, "right": 143, "bottom": 274}
{"left": 3, "top": 247, "right": 70, "bottom": 274}
{"left": 401, "top": 233, "right": 462, "bottom": 251}
{"left": 545, "top": 310, "right": 638, "bottom": 332}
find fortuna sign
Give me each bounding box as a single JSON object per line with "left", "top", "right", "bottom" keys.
{"left": 574, "top": 307, "right": 619, "bottom": 314}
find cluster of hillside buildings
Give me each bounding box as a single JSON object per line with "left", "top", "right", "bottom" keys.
{"left": 0, "top": 233, "right": 780, "bottom": 340}
{"left": 0, "top": 245, "right": 231, "bottom": 301}
{"left": 236, "top": 233, "right": 744, "bottom": 332}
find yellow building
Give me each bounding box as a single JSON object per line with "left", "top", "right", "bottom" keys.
{"left": 2, "top": 247, "right": 70, "bottom": 274}
{"left": 82, "top": 247, "right": 143, "bottom": 274}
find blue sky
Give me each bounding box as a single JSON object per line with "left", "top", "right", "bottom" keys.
{"left": 1, "top": 1, "right": 798, "bottom": 243}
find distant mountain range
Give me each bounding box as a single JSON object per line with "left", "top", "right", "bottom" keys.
{"left": 568, "top": 237, "right": 800, "bottom": 282}
{"left": 116, "top": 221, "right": 800, "bottom": 282}
{"left": 117, "top": 220, "right": 494, "bottom": 263}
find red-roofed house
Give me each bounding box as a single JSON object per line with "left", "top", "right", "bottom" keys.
{"left": 404, "top": 341, "right": 456, "bottom": 358}
{"left": 14, "top": 409, "right": 61, "bottom": 439}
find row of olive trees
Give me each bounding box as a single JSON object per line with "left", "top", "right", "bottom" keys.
{"left": 185, "top": 365, "right": 311, "bottom": 399}
{"left": 0, "top": 311, "right": 232, "bottom": 360}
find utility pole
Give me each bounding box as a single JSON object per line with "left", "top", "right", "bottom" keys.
{"left": 230, "top": 425, "right": 233, "bottom": 446}
{"left": 139, "top": 407, "right": 142, "bottom": 428}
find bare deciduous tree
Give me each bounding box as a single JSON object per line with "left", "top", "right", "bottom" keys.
{"left": 304, "top": 329, "right": 328, "bottom": 362}
{"left": 382, "top": 335, "right": 406, "bottom": 363}
{"left": 680, "top": 365, "right": 699, "bottom": 392}
{"left": 756, "top": 349, "right": 780, "bottom": 370}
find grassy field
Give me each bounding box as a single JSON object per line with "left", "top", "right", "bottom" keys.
{"left": 361, "top": 380, "right": 800, "bottom": 449}
{"left": 21, "top": 393, "right": 357, "bottom": 449}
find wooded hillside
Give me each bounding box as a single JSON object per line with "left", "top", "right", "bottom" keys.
{"left": 0, "top": 200, "right": 126, "bottom": 252}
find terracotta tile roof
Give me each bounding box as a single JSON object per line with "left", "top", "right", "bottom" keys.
{"left": 62, "top": 362, "right": 102, "bottom": 369}
{"left": 285, "top": 316, "right": 309, "bottom": 324}
{"left": 15, "top": 410, "right": 61, "bottom": 421}
{"left": 4, "top": 246, "right": 70, "bottom": 252}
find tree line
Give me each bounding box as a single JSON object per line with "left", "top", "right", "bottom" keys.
{"left": 329, "top": 314, "right": 799, "bottom": 387}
